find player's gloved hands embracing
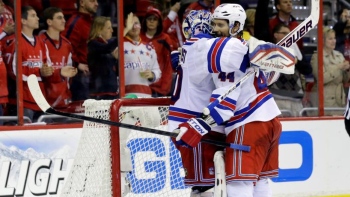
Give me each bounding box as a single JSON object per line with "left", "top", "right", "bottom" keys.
{"left": 175, "top": 118, "right": 210, "bottom": 147}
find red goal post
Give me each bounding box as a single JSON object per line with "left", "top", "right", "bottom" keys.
{"left": 60, "top": 97, "right": 191, "bottom": 197}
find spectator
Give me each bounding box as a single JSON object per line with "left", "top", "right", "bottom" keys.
{"left": 39, "top": 7, "right": 77, "bottom": 109}
{"left": 310, "top": 27, "right": 350, "bottom": 116}
{"left": 124, "top": 13, "right": 161, "bottom": 97}
{"left": 334, "top": 8, "right": 350, "bottom": 62}
{"left": 0, "top": 46, "right": 6, "bottom": 125}
{"left": 140, "top": 7, "right": 174, "bottom": 97}
{"left": 62, "top": 0, "right": 98, "bottom": 101}
{"left": 183, "top": 0, "right": 214, "bottom": 21}
{"left": 244, "top": 8, "right": 255, "bottom": 36}
{"left": 0, "top": 0, "right": 14, "bottom": 125}
{"left": 87, "top": 16, "right": 119, "bottom": 100}
{"left": 269, "top": 0, "right": 303, "bottom": 50}
{"left": 0, "top": 0, "right": 14, "bottom": 37}
{"left": 269, "top": 23, "right": 313, "bottom": 116}
{"left": 4, "top": 6, "right": 53, "bottom": 122}
{"left": 162, "top": 1, "right": 183, "bottom": 50}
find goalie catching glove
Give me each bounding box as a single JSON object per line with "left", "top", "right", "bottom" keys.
{"left": 175, "top": 118, "right": 211, "bottom": 147}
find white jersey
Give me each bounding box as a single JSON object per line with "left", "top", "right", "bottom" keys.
{"left": 209, "top": 67, "right": 281, "bottom": 134}
{"left": 124, "top": 38, "right": 161, "bottom": 97}
{"left": 168, "top": 35, "right": 216, "bottom": 132}
{"left": 168, "top": 36, "right": 250, "bottom": 133}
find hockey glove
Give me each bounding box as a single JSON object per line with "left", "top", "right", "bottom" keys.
{"left": 175, "top": 118, "right": 210, "bottom": 147}
{"left": 171, "top": 50, "right": 180, "bottom": 71}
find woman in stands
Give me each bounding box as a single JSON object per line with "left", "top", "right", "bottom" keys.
{"left": 87, "top": 16, "right": 120, "bottom": 100}
{"left": 310, "top": 27, "right": 350, "bottom": 116}
{"left": 123, "top": 12, "right": 161, "bottom": 97}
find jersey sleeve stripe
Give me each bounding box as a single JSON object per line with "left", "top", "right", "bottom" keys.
{"left": 169, "top": 106, "right": 201, "bottom": 122}
{"left": 226, "top": 92, "right": 273, "bottom": 126}
{"left": 207, "top": 38, "right": 229, "bottom": 73}
{"left": 219, "top": 98, "right": 237, "bottom": 111}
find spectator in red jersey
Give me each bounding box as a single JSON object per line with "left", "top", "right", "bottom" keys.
{"left": 4, "top": 6, "right": 53, "bottom": 122}
{"left": 87, "top": 16, "right": 119, "bottom": 100}
{"left": 0, "top": 0, "right": 14, "bottom": 124}
{"left": 183, "top": 0, "right": 214, "bottom": 21}
{"left": 0, "top": 0, "right": 14, "bottom": 37}
{"left": 39, "top": 7, "right": 78, "bottom": 109}
{"left": 269, "top": 0, "right": 303, "bottom": 50}
{"left": 140, "top": 7, "right": 174, "bottom": 97}
{"left": 62, "top": 0, "right": 98, "bottom": 101}
{"left": 0, "top": 47, "right": 7, "bottom": 125}
{"left": 162, "top": 1, "right": 183, "bottom": 50}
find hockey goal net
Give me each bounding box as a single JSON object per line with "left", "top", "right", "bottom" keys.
{"left": 60, "top": 98, "right": 191, "bottom": 197}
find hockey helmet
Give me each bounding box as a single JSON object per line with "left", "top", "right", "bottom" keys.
{"left": 182, "top": 10, "right": 212, "bottom": 39}
{"left": 212, "top": 4, "right": 246, "bottom": 36}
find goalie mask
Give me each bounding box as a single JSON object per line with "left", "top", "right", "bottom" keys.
{"left": 212, "top": 3, "right": 246, "bottom": 37}
{"left": 182, "top": 10, "right": 212, "bottom": 39}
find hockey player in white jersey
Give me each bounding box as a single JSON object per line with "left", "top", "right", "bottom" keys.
{"left": 168, "top": 10, "right": 227, "bottom": 196}
{"left": 175, "top": 4, "right": 296, "bottom": 197}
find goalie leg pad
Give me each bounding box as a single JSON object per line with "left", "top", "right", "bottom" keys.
{"left": 121, "top": 172, "right": 131, "bottom": 197}
{"left": 213, "top": 151, "right": 226, "bottom": 197}
{"left": 172, "top": 131, "right": 226, "bottom": 185}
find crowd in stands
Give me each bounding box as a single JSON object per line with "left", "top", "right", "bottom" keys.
{"left": 0, "top": 0, "right": 349, "bottom": 125}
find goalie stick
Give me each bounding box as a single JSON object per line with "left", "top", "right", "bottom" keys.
{"left": 27, "top": 75, "right": 250, "bottom": 152}
{"left": 203, "top": 0, "right": 320, "bottom": 116}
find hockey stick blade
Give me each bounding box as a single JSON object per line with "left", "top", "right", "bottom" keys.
{"left": 27, "top": 75, "right": 250, "bottom": 152}
{"left": 203, "top": 0, "right": 320, "bottom": 116}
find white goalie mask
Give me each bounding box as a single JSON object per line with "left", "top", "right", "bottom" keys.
{"left": 212, "top": 3, "right": 246, "bottom": 36}
{"left": 182, "top": 10, "right": 212, "bottom": 39}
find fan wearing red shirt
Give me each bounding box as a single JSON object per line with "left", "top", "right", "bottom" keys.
{"left": 140, "top": 7, "right": 174, "bottom": 96}
{"left": 269, "top": 0, "right": 303, "bottom": 50}
{"left": 183, "top": 0, "right": 214, "bottom": 21}
{"left": 39, "top": 7, "right": 77, "bottom": 109}
{"left": 4, "top": 6, "right": 54, "bottom": 122}
{"left": 0, "top": 0, "right": 14, "bottom": 124}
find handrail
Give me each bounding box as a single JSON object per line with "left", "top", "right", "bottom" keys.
{"left": 280, "top": 109, "right": 293, "bottom": 117}
{"left": 299, "top": 107, "right": 345, "bottom": 116}
{"left": 36, "top": 113, "right": 85, "bottom": 123}
{"left": 0, "top": 116, "right": 32, "bottom": 123}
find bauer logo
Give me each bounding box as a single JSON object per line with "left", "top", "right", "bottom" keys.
{"left": 280, "top": 20, "right": 313, "bottom": 48}
{"left": 272, "top": 130, "right": 313, "bottom": 182}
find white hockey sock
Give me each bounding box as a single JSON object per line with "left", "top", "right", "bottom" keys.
{"left": 226, "top": 181, "right": 254, "bottom": 197}
{"left": 253, "top": 179, "right": 272, "bottom": 197}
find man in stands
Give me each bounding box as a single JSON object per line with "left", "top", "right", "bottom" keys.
{"left": 4, "top": 6, "right": 53, "bottom": 122}
{"left": 39, "top": 7, "right": 77, "bottom": 109}
{"left": 63, "top": 0, "right": 98, "bottom": 101}
{"left": 269, "top": 0, "right": 303, "bottom": 50}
